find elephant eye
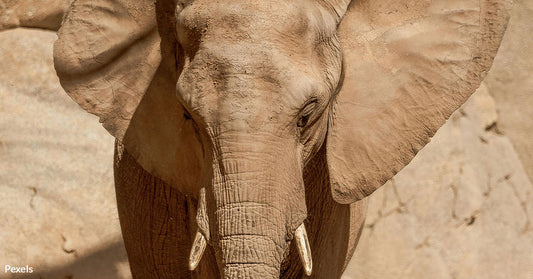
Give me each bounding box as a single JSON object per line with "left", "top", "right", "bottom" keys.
{"left": 183, "top": 108, "right": 192, "bottom": 120}
{"left": 297, "top": 114, "right": 310, "bottom": 128}
{"left": 297, "top": 99, "right": 318, "bottom": 128}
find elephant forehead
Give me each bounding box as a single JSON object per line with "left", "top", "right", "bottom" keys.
{"left": 184, "top": 44, "right": 294, "bottom": 86}
{"left": 178, "top": 70, "right": 295, "bottom": 128}
{"left": 177, "top": 0, "right": 311, "bottom": 44}
{"left": 176, "top": 45, "right": 316, "bottom": 117}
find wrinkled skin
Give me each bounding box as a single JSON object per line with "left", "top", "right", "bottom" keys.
{"left": 52, "top": 0, "right": 510, "bottom": 277}
{"left": 114, "top": 140, "right": 367, "bottom": 278}
{"left": 115, "top": 1, "right": 368, "bottom": 277}
{"left": 175, "top": 1, "right": 346, "bottom": 276}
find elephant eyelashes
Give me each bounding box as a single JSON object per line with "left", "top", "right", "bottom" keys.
{"left": 297, "top": 99, "right": 318, "bottom": 128}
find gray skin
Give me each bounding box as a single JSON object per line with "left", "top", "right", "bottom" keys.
{"left": 51, "top": 0, "right": 510, "bottom": 278}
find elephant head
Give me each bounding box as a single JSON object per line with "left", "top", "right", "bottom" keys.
{"left": 54, "top": 0, "right": 510, "bottom": 277}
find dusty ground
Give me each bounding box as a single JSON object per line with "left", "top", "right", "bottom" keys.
{"left": 0, "top": 1, "right": 532, "bottom": 278}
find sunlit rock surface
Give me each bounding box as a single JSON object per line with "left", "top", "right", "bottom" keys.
{"left": 0, "top": 28, "right": 128, "bottom": 279}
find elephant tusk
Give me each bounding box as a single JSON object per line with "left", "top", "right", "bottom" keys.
{"left": 295, "top": 223, "right": 313, "bottom": 276}
{"left": 188, "top": 230, "right": 207, "bottom": 271}
{"left": 189, "top": 188, "right": 210, "bottom": 271}
{"left": 196, "top": 188, "right": 210, "bottom": 240}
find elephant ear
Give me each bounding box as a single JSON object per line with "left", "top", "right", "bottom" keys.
{"left": 327, "top": 0, "right": 511, "bottom": 203}
{"left": 54, "top": 0, "right": 203, "bottom": 195}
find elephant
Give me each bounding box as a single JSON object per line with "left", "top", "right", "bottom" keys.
{"left": 52, "top": 0, "right": 511, "bottom": 278}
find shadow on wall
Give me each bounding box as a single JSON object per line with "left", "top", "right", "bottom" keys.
{"left": 6, "top": 241, "right": 131, "bottom": 279}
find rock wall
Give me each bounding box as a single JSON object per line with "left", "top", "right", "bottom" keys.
{"left": 0, "top": 0, "right": 70, "bottom": 30}
{"left": 0, "top": 29, "right": 128, "bottom": 279}
{"left": 484, "top": 0, "right": 533, "bottom": 184}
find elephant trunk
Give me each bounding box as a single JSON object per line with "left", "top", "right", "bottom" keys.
{"left": 208, "top": 135, "right": 307, "bottom": 278}
{"left": 213, "top": 169, "right": 289, "bottom": 279}
{"left": 218, "top": 220, "right": 284, "bottom": 278}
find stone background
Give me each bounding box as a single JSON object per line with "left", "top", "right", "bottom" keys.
{"left": 0, "top": 1, "right": 531, "bottom": 278}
